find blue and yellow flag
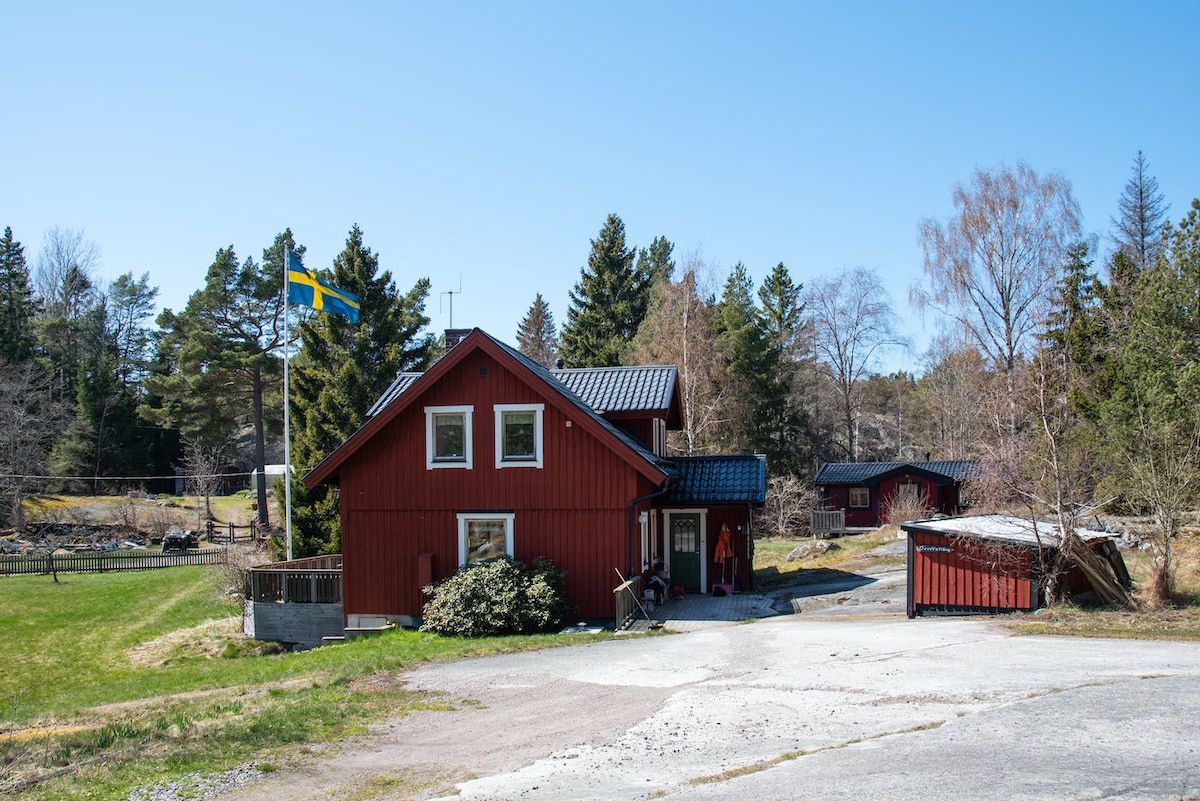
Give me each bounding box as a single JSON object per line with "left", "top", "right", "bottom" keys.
{"left": 286, "top": 252, "right": 360, "bottom": 323}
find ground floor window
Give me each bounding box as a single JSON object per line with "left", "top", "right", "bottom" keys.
{"left": 457, "top": 512, "right": 515, "bottom": 566}
{"left": 848, "top": 486, "right": 870, "bottom": 508}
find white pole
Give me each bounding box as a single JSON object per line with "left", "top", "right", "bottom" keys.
{"left": 283, "top": 248, "right": 294, "bottom": 561}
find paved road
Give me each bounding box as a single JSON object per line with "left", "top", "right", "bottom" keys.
{"left": 404, "top": 617, "right": 1200, "bottom": 801}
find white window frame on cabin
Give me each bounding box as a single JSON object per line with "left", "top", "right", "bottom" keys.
{"left": 457, "top": 512, "right": 515, "bottom": 566}
{"left": 426, "top": 405, "right": 474, "bottom": 469}
{"left": 494, "top": 403, "right": 544, "bottom": 469}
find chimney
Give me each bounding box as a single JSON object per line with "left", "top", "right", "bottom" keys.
{"left": 444, "top": 329, "right": 471, "bottom": 350}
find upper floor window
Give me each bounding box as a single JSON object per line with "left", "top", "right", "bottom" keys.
{"left": 426, "top": 405, "right": 473, "bottom": 469}
{"left": 495, "top": 404, "right": 544, "bottom": 468}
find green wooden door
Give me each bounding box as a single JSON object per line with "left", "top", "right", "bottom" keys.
{"left": 670, "top": 513, "right": 701, "bottom": 590}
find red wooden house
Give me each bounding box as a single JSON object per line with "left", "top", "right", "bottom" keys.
{"left": 304, "top": 329, "right": 766, "bottom": 628}
{"left": 813, "top": 460, "right": 980, "bottom": 528}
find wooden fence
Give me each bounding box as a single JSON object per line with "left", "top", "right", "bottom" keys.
{"left": 0, "top": 549, "right": 227, "bottom": 576}
{"left": 247, "top": 555, "right": 343, "bottom": 604}
{"left": 205, "top": 521, "right": 262, "bottom": 544}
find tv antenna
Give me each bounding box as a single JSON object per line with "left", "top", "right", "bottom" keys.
{"left": 440, "top": 276, "right": 464, "bottom": 328}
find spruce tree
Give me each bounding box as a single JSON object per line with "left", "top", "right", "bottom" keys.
{"left": 287, "top": 225, "right": 433, "bottom": 557}
{"left": 1111, "top": 151, "right": 1169, "bottom": 273}
{"left": 516, "top": 293, "right": 559, "bottom": 368}
{"left": 0, "top": 228, "right": 36, "bottom": 365}
{"left": 560, "top": 214, "right": 649, "bottom": 367}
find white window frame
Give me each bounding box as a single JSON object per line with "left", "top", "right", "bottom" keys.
{"left": 652, "top": 418, "right": 667, "bottom": 457}
{"left": 426, "top": 405, "right": 473, "bottom": 470}
{"left": 457, "top": 512, "right": 515, "bottom": 566}
{"left": 494, "top": 403, "right": 544, "bottom": 469}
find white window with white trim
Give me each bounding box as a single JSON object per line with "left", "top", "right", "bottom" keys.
{"left": 457, "top": 512, "right": 515, "bottom": 565}
{"left": 426, "top": 405, "right": 473, "bottom": 469}
{"left": 494, "top": 403, "right": 544, "bottom": 468}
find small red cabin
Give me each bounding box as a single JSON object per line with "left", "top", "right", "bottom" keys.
{"left": 814, "top": 460, "right": 979, "bottom": 528}
{"left": 902, "top": 515, "right": 1130, "bottom": 617}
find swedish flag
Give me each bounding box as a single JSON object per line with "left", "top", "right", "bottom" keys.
{"left": 286, "top": 252, "right": 360, "bottom": 323}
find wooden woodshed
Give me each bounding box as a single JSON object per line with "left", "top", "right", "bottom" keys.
{"left": 902, "top": 514, "right": 1130, "bottom": 617}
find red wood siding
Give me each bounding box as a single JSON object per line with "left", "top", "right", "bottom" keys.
{"left": 339, "top": 349, "right": 660, "bottom": 619}
{"left": 907, "top": 530, "right": 1036, "bottom": 615}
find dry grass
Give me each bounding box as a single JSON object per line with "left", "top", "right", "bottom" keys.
{"left": 753, "top": 526, "right": 902, "bottom": 590}
{"left": 1011, "top": 527, "right": 1200, "bottom": 639}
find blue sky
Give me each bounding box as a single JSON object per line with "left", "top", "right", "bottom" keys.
{"left": 4, "top": 1, "right": 1198, "bottom": 374}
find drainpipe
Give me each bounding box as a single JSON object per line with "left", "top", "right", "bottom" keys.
{"left": 626, "top": 479, "right": 674, "bottom": 580}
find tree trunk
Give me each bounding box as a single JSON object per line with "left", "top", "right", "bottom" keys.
{"left": 252, "top": 366, "right": 270, "bottom": 527}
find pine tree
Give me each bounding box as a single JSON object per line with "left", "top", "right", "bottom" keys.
{"left": 516, "top": 293, "right": 559, "bottom": 368}
{"left": 560, "top": 214, "right": 649, "bottom": 367}
{"left": 144, "top": 235, "right": 291, "bottom": 525}
{"left": 0, "top": 227, "right": 36, "bottom": 365}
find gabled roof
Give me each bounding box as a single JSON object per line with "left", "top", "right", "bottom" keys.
{"left": 550, "top": 365, "right": 679, "bottom": 421}
{"left": 664, "top": 455, "right": 767, "bottom": 505}
{"left": 813, "top": 460, "right": 981, "bottom": 487}
{"left": 366, "top": 362, "right": 681, "bottom": 425}
{"left": 304, "top": 329, "right": 671, "bottom": 488}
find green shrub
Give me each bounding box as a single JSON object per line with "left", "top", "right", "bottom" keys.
{"left": 419, "top": 556, "right": 573, "bottom": 637}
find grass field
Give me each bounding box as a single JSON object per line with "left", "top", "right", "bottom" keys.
{"left": 0, "top": 566, "right": 608, "bottom": 799}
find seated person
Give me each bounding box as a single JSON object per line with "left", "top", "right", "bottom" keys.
{"left": 645, "top": 561, "right": 671, "bottom": 603}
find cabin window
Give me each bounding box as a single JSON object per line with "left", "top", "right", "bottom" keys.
{"left": 896, "top": 481, "right": 921, "bottom": 502}
{"left": 426, "top": 405, "right": 474, "bottom": 469}
{"left": 457, "top": 512, "right": 514, "bottom": 565}
{"left": 495, "top": 404, "right": 544, "bottom": 468}
{"left": 848, "top": 486, "right": 870, "bottom": 508}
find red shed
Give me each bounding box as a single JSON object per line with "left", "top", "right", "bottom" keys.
{"left": 902, "top": 515, "right": 1130, "bottom": 617}
{"left": 304, "top": 329, "right": 766, "bottom": 629}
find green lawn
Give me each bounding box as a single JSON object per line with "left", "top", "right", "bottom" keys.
{"left": 0, "top": 566, "right": 608, "bottom": 799}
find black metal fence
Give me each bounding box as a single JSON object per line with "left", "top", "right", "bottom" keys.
{"left": 0, "top": 549, "right": 227, "bottom": 576}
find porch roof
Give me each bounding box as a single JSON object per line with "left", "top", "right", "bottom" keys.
{"left": 663, "top": 454, "right": 767, "bottom": 504}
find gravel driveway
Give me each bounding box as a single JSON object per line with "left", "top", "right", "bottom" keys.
{"left": 200, "top": 560, "right": 1200, "bottom": 801}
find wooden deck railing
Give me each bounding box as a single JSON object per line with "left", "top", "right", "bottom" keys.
{"left": 613, "top": 574, "right": 644, "bottom": 630}
{"left": 248, "top": 555, "right": 343, "bottom": 604}
{"left": 810, "top": 509, "right": 846, "bottom": 537}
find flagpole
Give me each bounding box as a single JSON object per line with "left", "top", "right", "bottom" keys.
{"left": 283, "top": 249, "right": 294, "bottom": 561}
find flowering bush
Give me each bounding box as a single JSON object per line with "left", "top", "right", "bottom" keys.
{"left": 419, "top": 556, "right": 572, "bottom": 637}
